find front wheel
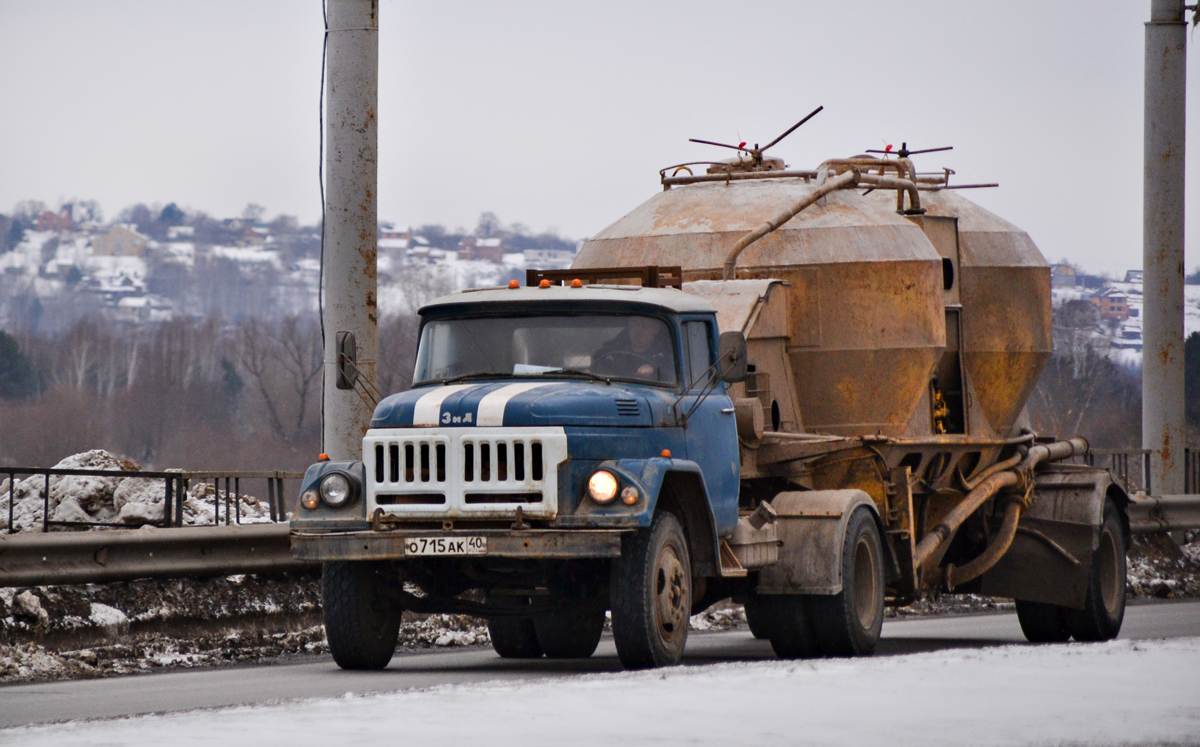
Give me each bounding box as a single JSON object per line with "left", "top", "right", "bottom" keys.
{"left": 1015, "top": 600, "right": 1072, "bottom": 643}
{"left": 322, "top": 561, "right": 402, "bottom": 671}
{"left": 610, "top": 512, "right": 692, "bottom": 669}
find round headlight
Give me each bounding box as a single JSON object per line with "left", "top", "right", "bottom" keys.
{"left": 320, "top": 473, "right": 352, "bottom": 507}
{"left": 620, "top": 486, "right": 640, "bottom": 505}
{"left": 300, "top": 489, "right": 320, "bottom": 510}
{"left": 588, "top": 470, "right": 619, "bottom": 504}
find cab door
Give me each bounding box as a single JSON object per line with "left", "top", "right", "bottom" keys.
{"left": 679, "top": 317, "right": 740, "bottom": 535}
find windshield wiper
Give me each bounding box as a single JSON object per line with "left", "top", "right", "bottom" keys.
{"left": 429, "top": 372, "right": 518, "bottom": 386}
{"left": 537, "top": 369, "right": 613, "bottom": 385}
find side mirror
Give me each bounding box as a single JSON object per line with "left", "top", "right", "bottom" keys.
{"left": 336, "top": 331, "right": 357, "bottom": 390}
{"left": 718, "top": 331, "right": 748, "bottom": 383}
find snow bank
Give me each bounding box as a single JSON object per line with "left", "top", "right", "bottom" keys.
{"left": 9, "top": 637, "right": 1200, "bottom": 746}
{"left": 0, "top": 450, "right": 273, "bottom": 531}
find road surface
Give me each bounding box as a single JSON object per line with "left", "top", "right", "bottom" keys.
{"left": 2, "top": 599, "right": 1197, "bottom": 729}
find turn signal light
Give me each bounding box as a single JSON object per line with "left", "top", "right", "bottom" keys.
{"left": 539, "top": 279, "right": 551, "bottom": 288}
{"left": 620, "top": 486, "right": 640, "bottom": 505}
{"left": 571, "top": 278, "right": 583, "bottom": 288}
{"left": 300, "top": 490, "right": 320, "bottom": 510}
{"left": 508, "top": 279, "right": 520, "bottom": 289}
{"left": 660, "top": 449, "right": 671, "bottom": 458}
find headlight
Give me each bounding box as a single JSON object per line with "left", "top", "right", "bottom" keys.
{"left": 300, "top": 489, "right": 320, "bottom": 510}
{"left": 620, "top": 486, "right": 640, "bottom": 505}
{"left": 320, "top": 473, "right": 353, "bottom": 507}
{"left": 587, "top": 470, "right": 619, "bottom": 504}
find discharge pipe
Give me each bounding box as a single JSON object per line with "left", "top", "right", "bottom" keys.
{"left": 723, "top": 168, "right": 859, "bottom": 280}
{"left": 913, "top": 438, "right": 1088, "bottom": 575}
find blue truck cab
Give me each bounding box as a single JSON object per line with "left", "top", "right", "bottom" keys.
{"left": 291, "top": 280, "right": 750, "bottom": 669}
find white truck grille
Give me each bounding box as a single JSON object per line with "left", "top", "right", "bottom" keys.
{"left": 364, "top": 427, "right": 567, "bottom": 519}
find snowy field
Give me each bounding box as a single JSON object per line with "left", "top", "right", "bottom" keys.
{"left": 7, "top": 637, "right": 1199, "bottom": 746}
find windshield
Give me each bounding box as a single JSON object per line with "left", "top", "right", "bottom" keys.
{"left": 414, "top": 313, "right": 678, "bottom": 386}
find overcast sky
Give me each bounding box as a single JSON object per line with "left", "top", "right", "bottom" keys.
{"left": 2, "top": 1, "right": 1197, "bottom": 275}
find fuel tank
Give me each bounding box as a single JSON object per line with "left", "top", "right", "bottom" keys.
{"left": 573, "top": 166, "right": 1050, "bottom": 439}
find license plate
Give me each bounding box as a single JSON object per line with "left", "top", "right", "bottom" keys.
{"left": 403, "top": 536, "right": 487, "bottom": 556}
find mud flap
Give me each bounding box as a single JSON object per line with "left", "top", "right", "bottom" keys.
{"left": 755, "top": 490, "right": 896, "bottom": 595}
{"left": 979, "top": 465, "right": 1108, "bottom": 609}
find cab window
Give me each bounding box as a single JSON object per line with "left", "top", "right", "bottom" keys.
{"left": 682, "top": 320, "right": 713, "bottom": 390}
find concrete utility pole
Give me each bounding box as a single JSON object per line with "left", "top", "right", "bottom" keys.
{"left": 1144, "top": 0, "right": 1188, "bottom": 495}
{"left": 323, "top": 0, "right": 379, "bottom": 460}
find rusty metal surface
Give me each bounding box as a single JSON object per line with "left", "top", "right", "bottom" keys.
{"left": 290, "top": 528, "right": 625, "bottom": 561}
{"left": 1127, "top": 493, "right": 1200, "bottom": 533}
{"left": 755, "top": 489, "right": 876, "bottom": 595}
{"left": 578, "top": 169, "right": 1053, "bottom": 442}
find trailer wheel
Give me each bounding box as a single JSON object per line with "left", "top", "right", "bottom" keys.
{"left": 1067, "top": 498, "right": 1127, "bottom": 642}
{"left": 488, "top": 618, "right": 543, "bottom": 658}
{"left": 611, "top": 511, "right": 692, "bottom": 669}
{"left": 807, "top": 507, "right": 885, "bottom": 657}
{"left": 1015, "top": 601, "right": 1072, "bottom": 643}
{"left": 322, "top": 561, "right": 402, "bottom": 671}
{"left": 534, "top": 604, "right": 605, "bottom": 659}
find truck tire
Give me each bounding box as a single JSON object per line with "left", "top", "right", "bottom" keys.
{"left": 807, "top": 507, "right": 885, "bottom": 657}
{"left": 1067, "top": 498, "right": 1127, "bottom": 642}
{"left": 322, "top": 561, "right": 402, "bottom": 671}
{"left": 1015, "top": 601, "right": 1071, "bottom": 643}
{"left": 488, "top": 618, "right": 543, "bottom": 658}
{"left": 610, "top": 511, "right": 692, "bottom": 669}
{"left": 743, "top": 598, "right": 773, "bottom": 640}
{"left": 534, "top": 604, "right": 605, "bottom": 659}
{"left": 755, "top": 595, "right": 817, "bottom": 658}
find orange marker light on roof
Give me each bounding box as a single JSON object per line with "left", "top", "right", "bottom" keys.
{"left": 539, "top": 279, "right": 551, "bottom": 288}
{"left": 508, "top": 279, "right": 520, "bottom": 289}
{"left": 318, "top": 453, "right": 330, "bottom": 462}
{"left": 661, "top": 449, "right": 671, "bottom": 458}
{"left": 571, "top": 278, "right": 583, "bottom": 288}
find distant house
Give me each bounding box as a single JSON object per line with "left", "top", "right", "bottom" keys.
{"left": 1051, "top": 264, "right": 1078, "bottom": 288}
{"left": 1090, "top": 288, "right": 1130, "bottom": 321}
{"left": 523, "top": 248, "right": 575, "bottom": 269}
{"left": 458, "top": 237, "right": 504, "bottom": 263}
{"left": 36, "top": 209, "right": 73, "bottom": 232}
{"left": 92, "top": 225, "right": 149, "bottom": 257}
{"left": 1124, "top": 269, "right": 1144, "bottom": 284}
{"left": 379, "top": 223, "right": 411, "bottom": 241}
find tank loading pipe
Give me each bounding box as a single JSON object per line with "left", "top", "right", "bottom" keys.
{"left": 723, "top": 169, "right": 859, "bottom": 280}
{"left": 913, "top": 438, "right": 1089, "bottom": 580}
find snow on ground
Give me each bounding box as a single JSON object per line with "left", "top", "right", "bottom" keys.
{"left": 7, "top": 637, "right": 1199, "bottom": 746}
{"left": 0, "top": 450, "right": 273, "bottom": 532}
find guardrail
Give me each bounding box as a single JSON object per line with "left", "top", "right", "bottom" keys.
{"left": 0, "top": 466, "right": 312, "bottom": 587}
{"left": 3, "top": 466, "right": 305, "bottom": 533}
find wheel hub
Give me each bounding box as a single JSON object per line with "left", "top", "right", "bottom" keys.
{"left": 654, "top": 545, "right": 688, "bottom": 640}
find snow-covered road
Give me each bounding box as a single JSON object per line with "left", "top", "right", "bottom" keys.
{"left": 3, "top": 602, "right": 1199, "bottom": 746}
{"left": 6, "top": 636, "right": 1199, "bottom": 747}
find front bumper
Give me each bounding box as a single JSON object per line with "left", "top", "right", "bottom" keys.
{"left": 291, "top": 528, "right": 626, "bottom": 562}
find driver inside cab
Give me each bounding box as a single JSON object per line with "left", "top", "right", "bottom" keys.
{"left": 591, "top": 316, "right": 673, "bottom": 383}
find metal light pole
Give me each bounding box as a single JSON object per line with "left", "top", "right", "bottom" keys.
{"left": 323, "top": 0, "right": 379, "bottom": 460}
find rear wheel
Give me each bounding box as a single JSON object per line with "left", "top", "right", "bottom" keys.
{"left": 610, "top": 512, "right": 692, "bottom": 669}
{"left": 1015, "top": 600, "right": 1072, "bottom": 643}
{"left": 743, "top": 597, "right": 773, "bottom": 640}
{"left": 755, "top": 595, "right": 817, "bottom": 658}
{"left": 534, "top": 604, "right": 606, "bottom": 659}
{"left": 322, "top": 561, "right": 402, "bottom": 671}
{"left": 488, "top": 618, "right": 543, "bottom": 658}
{"left": 1067, "top": 499, "right": 1127, "bottom": 642}
{"left": 807, "top": 507, "right": 885, "bottom": 657}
